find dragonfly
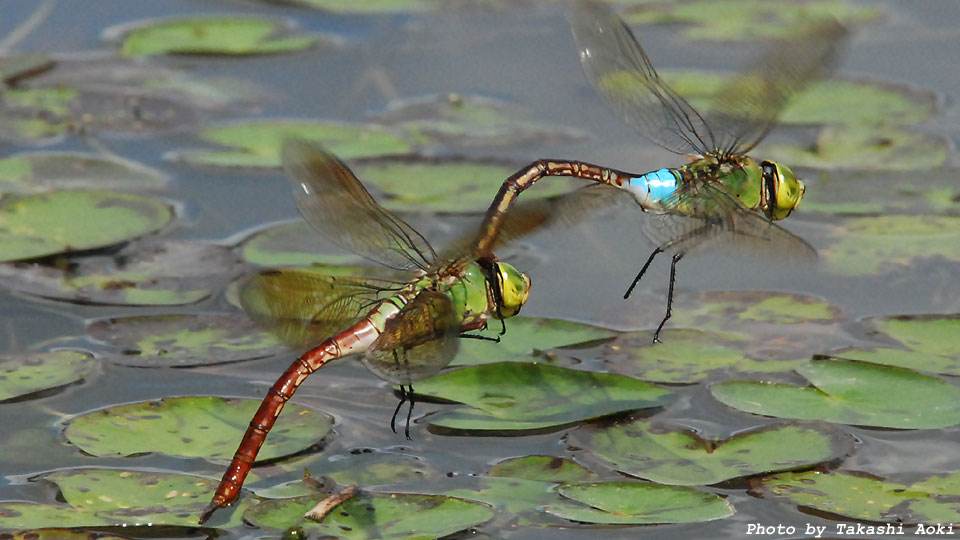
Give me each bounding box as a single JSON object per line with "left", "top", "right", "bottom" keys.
{"left": 474, "top": 1, "right": 846, "bottom": 342}
{"left": 199, "top": 139, "right": 531, "bottom": 524}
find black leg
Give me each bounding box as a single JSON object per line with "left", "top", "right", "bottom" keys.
{"left": 624, "top": 247, "right": 664, "bottom": 299}
{"left": 404, "top": 385, "right": 415, "bottom": 440}
{"left": 653, "top": 251, "right": 685, "bottom": 343}
{"left": 390, "top": 385, "right": 407, "bottom": 435}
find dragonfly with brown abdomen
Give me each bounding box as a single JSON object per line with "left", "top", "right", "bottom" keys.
{"left": 199, "top": 139, "right": 531, "bottom": 524}
{"left": 474, "top": 1, "right": 846, "bottom": 341}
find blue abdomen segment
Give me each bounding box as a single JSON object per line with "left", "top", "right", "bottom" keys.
{"left": 624, "top": 168, "right": 679, "bottom": 208}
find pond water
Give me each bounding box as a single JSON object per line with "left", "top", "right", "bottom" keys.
{"left": 1, "top": 0, "right": 959, "bottom": 538}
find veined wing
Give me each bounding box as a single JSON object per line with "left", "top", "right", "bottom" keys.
{"left": 240, "top": 268, "right": 399, "bottom": 348}
{"left": 645, "top": 181, "right": 817, "bottom": 262}
{"left": 283, "top": 139, "right": 437, "bottom": 272}
{"left": 569, "top": 0, "right": 716, "bottom": 156}
{"left": 704, "top": 19, "right": 847, "bottom": 158}
{"left": 362, "top": 289, "right": 459, "bottom": 386}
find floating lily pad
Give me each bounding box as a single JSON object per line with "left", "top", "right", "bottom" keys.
{"left": 0, "top": 468, "right": 250, "bottom": 529}
{"left": 115, "top": 16, "right": 318, "bottom": 57}
{"left": 712, "top": 358, "right": 960, "bottom": 429}
{"left": 545, "top": 482, "right": 734, "bottom": 524}
{"left": 604, "top": 328, "right": 803, "bottom": 383}
{"left": 177, "top": 121, "right": 411, "bottom": 168}
{"left": 0, "top": 530, "right": 127, "bottom": 540}
{"left": 801, "top": 168, "right": 960, "bottom": 215}
{"left": 570, "top": 420, "right": 853, "bottom": 485}
{"left": 820, "top": 215, "right": 960, "bottom": 276}
{"left": 241, "top": 220, "right": 367, "bottom": 268}
{"left": 63, "top": 396, "right": 332, "bottom": 461}
{"left": 757, "top": 470, "right": 960, "bottom": 524}
{"left": 489, "top": 455, "right": 595, "bottom": 484}
{"left": 0, "top": 152, "right": 168, "bottom": 195}
{"left": 768, "top": 125, "right": 948, "bottom": 171}
{"left": 373, "top": 94, "right": 588, "bottom": 148}
{"left": 0, "top": 190, "right": 172, "bottom": 263}
{"left": 86, "top": 312, "right": 285, "bottom": 367}
{"left": 417, "top": 362, "right": 672, "bottom": 431}
{"left": 0, "top": 350, "right": 95, "bottom": 402}
{"left": 624, "top": 0, "right": 880, "bottom": 41}
{"left": 244, "top": 493, "right": 494, "bottom": 538}
{"left": 828, "top": 315, "right": 960, "bottom": 376}
{"left": 0, "top": 242, "right": 241, "bottom": 306}
{"left": 453, "top": 317, "right": 615, "bottom": 367}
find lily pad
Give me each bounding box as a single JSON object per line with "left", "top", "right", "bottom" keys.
{"left": 0, "top": 152, "right": 168, "bottom": 195}
{"left": 820, "top": 215, "right": 960, "bottom": 276}
{"left": 828, "top": 315, "right": 960, "bottom": 376}
{"left": 0, "top": 190, "right": 172, "bottom": 263}
{"left": 604, "top": 328, "right": 804, "bottom": 383}
{"left": 489, "top": 455, "right": 595, "bottom": 484}
{"left": 0, "top": 350, "right": 95, "bottom": 402}
{"left": 624, "top": 0, "right": 880, "bottom": 41}
{"left": 0, "top": 468, "right": 250, "bottom": 529}
{"left": 569, "top": 420, "right": 854, "bottom": 485}
{"left": 545, "top": 481, "right": 734, "bottom": 524}
{"left": 417, "top": 362, "right": 673, "bottom": 431}
{"left": 800, "top": 168, "right": 960, "bottom": 216}
{"left": 712, "top": 358, "right": 960, "bottom": 429}
{"left": 373, "top": 94, "right": 588, "bottom": 148}
{"left": 244, "top": 493, "right": 494, "bottom": 538}
{"left": 241, "top": 220, "right": 367, "bottom": 268}
{"left": 767, "top": 125, "right": 948, "bottom": 171}
{"left": 63, "top": 396, "right": 332, "bottom": 461}
{"left": 176, "top": 120, "right": 411, "bottom": 168}
{"left": 453, "top": 316, "right": 615, "bottom": 367}
{"left": 0, "top": 530, "right": 127, "bottom": 540}
{"left": 115, "top": 16, "right": 318, "bottom": 57}
{"left": 0, "top": 241, "right": 241, "bottom": 306}
{"left": 86, "top": 312, "right": 285, "bottom": 367}
{"left": 757, "top": 470, "right": 960, "bottom": 524}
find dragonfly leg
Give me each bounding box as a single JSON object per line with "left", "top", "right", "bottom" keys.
{"left": 624, "top": 247, "right": 664, "bottom": 299}
{"left": 460, "top": 333, "right": 500, "bottom": 342}
{"left": 653, "top": 251, "right": 685, "bottom": 343}
{"left": 404, "top": 385, "right": 415, "bottom": 440}
{"left": 390, "top": 384, "right": 407, "bottom": 435}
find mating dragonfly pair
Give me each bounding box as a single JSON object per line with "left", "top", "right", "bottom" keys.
{"left": 200, "top": 1, "right": 845, "bottom": 523}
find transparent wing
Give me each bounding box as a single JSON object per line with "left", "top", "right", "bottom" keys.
{"left": 240, "top": 268, "right": 397, "bottom": 348}
{"left": 362, "top": 290, "right": 459, "bottom": 386}
{"left": 644, "top": 182, "right": 817, "bottom": 262}
{"left": 569, "top": 0, "right": 716, "bottom": 155}
{"left": 704, "top": 20, "right": 848, "bottom": 157}
{"left": 283, "top": 139, "right": 437, "bottom": 272}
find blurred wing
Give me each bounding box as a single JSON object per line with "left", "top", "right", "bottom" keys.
{"left": 362, "top": 290, "right": 459, "bottom": 386}
{"left": 645, "top": 181, "right": 817, "bottom": 262}
{"left": 705, "top": 19, "right": 848, "bottom": 157}
{"left": 569, "top": 0, "right": 715, "bottom": 156}
{"left": 283, "top": 139, "right": 437, "bottom": 271}
{"left": 240, "top": 268, "right": 394, "bottom": 348}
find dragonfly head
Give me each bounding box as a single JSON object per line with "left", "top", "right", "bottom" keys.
{"left": 491, "top": 262, "right": 531, "bottom": 319}
{"left": 761, "top": 161, "right": 805, "bottom": 221}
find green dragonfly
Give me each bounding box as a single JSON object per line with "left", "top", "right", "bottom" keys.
{"left": 474, "top": 1, "right": 846, "bottom": 341}
{"left": 200, "top": 139, "right": 531, "bottom": 523}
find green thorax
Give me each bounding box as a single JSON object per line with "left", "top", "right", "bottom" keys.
{"left": 681, "top": 155, "right": 764, "bottom": 210}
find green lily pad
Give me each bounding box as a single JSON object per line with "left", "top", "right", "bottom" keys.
{"left": 0, "top": 530, "right": 127, "bottom": 540}
{"left": 828, "top": 315, "right": 960, "bottom": 376}
{"left": 624, "top": 0, "right": 880, "bottom": 41}
{"left": 545, "top": 481, "right": 734, "bottom": 524}
{"left": 0, "top": 152, "right": 168, "bottom": 195}
{"left": 570, "top": 420, "right": 853, "bottom": 485}
{"left": 0, "top": 190, "right": 172, "bottom": 263}
{"left": 604, "top": 328, "right": 804, "bottom": 383}
{"left": 453, "top": 317, "right": 615, "bottom": 367}
{"left": 241, "top": 220, "right": 367, "bottom": 268}
{"left": 489, "top": 455, "right": 595, "bottom": 484}
{"left": 712, "top": 358, "right": 960, "bottom": 429}
{"left": 0, "top": 468, "right": 251, "bottom": 529}
{"left": 244, "top": 493, "right": 494, "bottom": 538}
{"left": 63, "top": 396, "right": 332, "bottom": 461}
{"left": 177, "top": 121, "right": 411, "bottom": 168}
{"left": 417, "top": 362, "right": 673, "bottom": 431}
{"left": 662, "top": 72, "right": 934, "bottom": 128}
{"left": 116, "top": 17, "right": 318, "bottom": 57}
{"left": 758, "top": 470, "right": 960, "bottom": 524}
{"left": 373, "top": 94, "right": 588, "bottom": 148}
{"left": 86, "top": 312, "right": 285, "bottom": 367}
{"left": 0, "top": 350, "right": 95, "bottom": 402}
{"left": 767, "top": 125, "right": 948, "bottom": 171}
{"left": 0, "top": 242, "right": 241, "bottom": 306}
{"left": 800, "top": 168, "right": 960, "bottom": 215}
{"left": 820, "top": 215, "right": 960, "bottom": 276}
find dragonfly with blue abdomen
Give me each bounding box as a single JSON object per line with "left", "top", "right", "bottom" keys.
{"left": 474, "top": 1, "right": 846, "bottom": 341}
{"left": 199, "top": 139, "right": 532, "bottom": 523}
